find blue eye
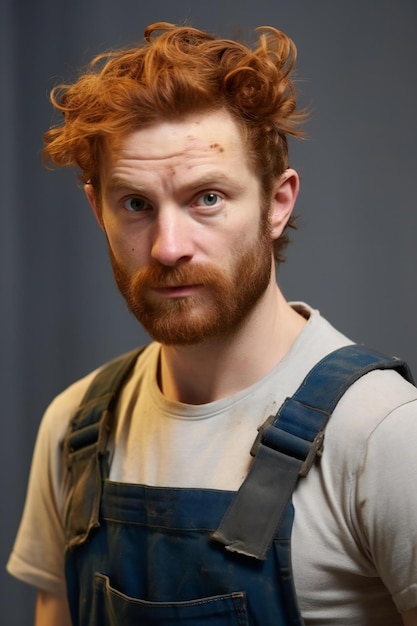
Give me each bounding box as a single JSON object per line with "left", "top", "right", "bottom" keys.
{"left": 197, "top": 193, "right": 221, "bottom": 207}
{"left": 123, "top": 197, "right": 150, "bottom": 212}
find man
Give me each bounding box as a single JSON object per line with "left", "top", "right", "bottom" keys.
{"left": 7, "top": 22, "right": 417, "bottom": 625}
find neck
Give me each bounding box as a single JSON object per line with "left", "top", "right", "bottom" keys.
{"left": 158, "top": 280, "right": 307, "bottom": 404}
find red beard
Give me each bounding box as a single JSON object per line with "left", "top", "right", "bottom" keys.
{"left": 110, "top": 225, "right": 273, "bottom": 346}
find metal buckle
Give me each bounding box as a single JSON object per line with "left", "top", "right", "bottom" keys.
{"left": 250, "top": 414, "right": 276, "bottom": 457}
{"left": 299, "top": 431, "right": 325, "bottom": 477}
{"left": 250, "top": 415, "right": 325, "bottom": 477}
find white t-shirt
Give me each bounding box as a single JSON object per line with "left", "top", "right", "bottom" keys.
{"left": 7, "top": 304, "right": 417, "bottom": 624}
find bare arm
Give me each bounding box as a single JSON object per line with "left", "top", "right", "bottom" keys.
{"left": 402, "top": 607, "right": 417, "bottom": 626}
{"left": 35, "top": 590, "right": 72, "bottom": 626}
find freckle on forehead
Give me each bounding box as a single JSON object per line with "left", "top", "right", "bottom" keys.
{"left": 210, "top": 143, "right": 224, "bottom": 153}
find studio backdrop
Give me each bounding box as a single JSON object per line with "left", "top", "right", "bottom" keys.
{"left": 1, "top": 1, "right": 416, "bottom": 624}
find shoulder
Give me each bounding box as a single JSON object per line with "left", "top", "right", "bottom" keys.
{"left": 327, "top": 366, "right": 417, "bottom": 453}
{"left": 40, "top": 343, "right": 156, "bottom": 442}
{"left": 38, "top": 369, "right": 102, "bottom": 446}
{"left": 315, "top": 364, "right": 417, "bottom": 491}
{"left": 341, "top": 367, "right": 417, "bottom": 487}
{"left": 321, "top": 366, "right": 417, "bottom": 554}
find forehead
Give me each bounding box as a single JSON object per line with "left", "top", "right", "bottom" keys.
{"left": 101, "top": 109, "right": 251, "bottom": 176}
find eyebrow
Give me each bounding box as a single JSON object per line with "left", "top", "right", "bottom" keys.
{"left": 105, "top": 172, "right": 246, "bottom": 196}
{"left": 182, "top": 172, "right": 246, "bottom": 194}
{"left": 105, "top": 176, "right": 146, "bottom": 194}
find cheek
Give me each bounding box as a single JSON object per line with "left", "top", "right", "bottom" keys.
{"left": 228, "top": 213, "right": 264, "bottom": 251}
{"left": 102, "top": 221, "right": 147, "bottom": 270}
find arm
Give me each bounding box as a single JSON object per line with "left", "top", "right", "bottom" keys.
{"left": 402, "top": 608, "right": 417, "bottom": 626}
{"left": 35, "top": 590, "right": 72, "bottom": 626}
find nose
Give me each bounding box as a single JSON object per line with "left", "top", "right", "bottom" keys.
{"left": 151, "top": 208, "right": 195, "bottom": 266}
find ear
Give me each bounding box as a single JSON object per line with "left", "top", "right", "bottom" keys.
{"left": 84, "top": 183, "right": 105, "bottom": 230}
{"left": 269, "top": 168, "right": 299, "bottom": 240}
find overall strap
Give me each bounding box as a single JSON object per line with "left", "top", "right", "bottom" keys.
{"left": 64, "top": 347, "right": 146, "bottom": 548}
{"left": 213, "top": 344, "right": 414, "bottom": 560}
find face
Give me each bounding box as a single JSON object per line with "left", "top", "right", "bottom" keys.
{"left": 87, "top": 109, "right": 295, "bottom": 345}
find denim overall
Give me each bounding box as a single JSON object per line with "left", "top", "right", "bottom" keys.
{"left": 63, "top": 345, "right": 412, "bottom": 626}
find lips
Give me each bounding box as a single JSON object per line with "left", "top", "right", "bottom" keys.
{"left": 152, "top": 284, "right": 202, "bottom": 297}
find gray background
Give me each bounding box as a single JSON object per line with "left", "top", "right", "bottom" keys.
{"left": 1, "top": 1, "right": 416, "bottom": 623}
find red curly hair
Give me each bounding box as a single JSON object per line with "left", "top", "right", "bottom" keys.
{"left": 43, "top": 22, "right": 307, "bottom": 262}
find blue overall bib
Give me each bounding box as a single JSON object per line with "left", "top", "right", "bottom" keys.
{"left": 63, "top": 345, "right": 413, "bottom": 626}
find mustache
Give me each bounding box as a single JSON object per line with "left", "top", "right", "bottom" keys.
{"left": 131, "top": 263, "right": 225, "bottom": 289}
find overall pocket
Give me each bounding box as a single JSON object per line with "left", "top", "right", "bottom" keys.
{"left": 92, "top": 573, "right": 250, "bottom": 626}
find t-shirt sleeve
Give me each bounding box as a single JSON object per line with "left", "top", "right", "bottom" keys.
{"left": 6, "top": 373, "right": 97, "bottom": 595}
{"left": 355, "top": 397, "right": 417, "bottom": 613}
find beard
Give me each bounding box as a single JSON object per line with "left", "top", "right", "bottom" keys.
{"left": 109, "top": 221, "right": 273, "bottom": 346}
